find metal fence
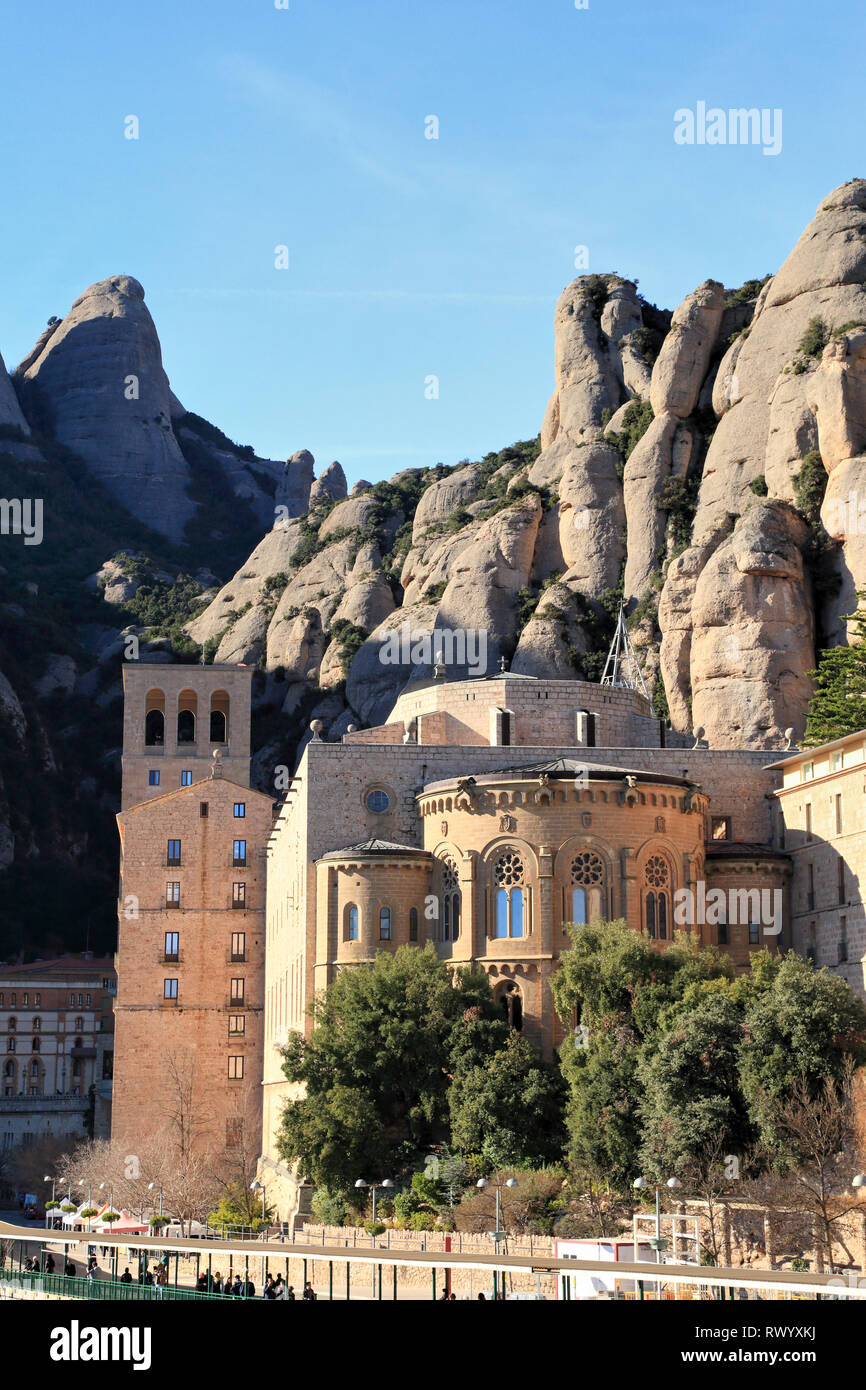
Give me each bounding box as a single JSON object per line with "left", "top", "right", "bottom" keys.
{"left": 0, "top": 1271, "right": 259, "bottom": 1302}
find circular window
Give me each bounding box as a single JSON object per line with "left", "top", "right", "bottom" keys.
{"left": 365, "top": 788, "right": 391, "bottom": 814}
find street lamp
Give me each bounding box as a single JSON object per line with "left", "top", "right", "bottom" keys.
{"left": 147, "top": 1182, "right": 164, "bottom": 1221}
{"left": 250, "top": 1180, "right": 267, "bottom": 1224}
{"left": 354, "top": 1177, "right": 394, "bottom": 1224}
{"left": 633, "top": 1176, "right": 681, "bottom": 1265}
{"left": 78, "top": 1178, "right": 93, "bottom": 1208}
{"left": 476, "top": 1176, "right": 517, "bottom": 1239}
{"left": 43, "top": 1174, "right": 56, "bottom": 1229}
{"left": 99, "top": 1180, "right": 114, "bottom": 1217}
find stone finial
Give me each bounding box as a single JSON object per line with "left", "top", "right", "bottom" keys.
{"left": 784, "top": 727, "right": 795, "bottom": 750}
{"left": 432, "top": 661, "right": 446, "bottom": 681}
{"left": 346, "top": 724, "right": 358, "bottom": 734}
{"left": 692, "top": 726, "right": 706, "bottom": 750}
{"left": 402, "top": 718, "right": 417, "bottom": 744}
{"left": 211, "top": 747, "right": 223, "bottom": 778}
{"left": 309, "top": 719, "right": 324, "bottom": 740}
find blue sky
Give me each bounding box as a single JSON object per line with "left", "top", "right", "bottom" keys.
{"left": 1, "top": 0, "right": 863, "bottom": 489}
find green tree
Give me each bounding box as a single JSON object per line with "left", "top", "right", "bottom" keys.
{"left": 449, "top": 1032, "right": 567, "bottom": 1168}
{"left": 275, "top": 944, "right": 508, "bottom": 1193}
{"left": 638, "top": 990, "right": 755, "bottom": 1179}
{"left": 739, "top": 952, "right": 866, "bottom": 1149}
{"left": 551, "top": 921, "right": 736, "bottom": 1191}
{"left": 803, "top": 599, "right": 866, "bottom": 746}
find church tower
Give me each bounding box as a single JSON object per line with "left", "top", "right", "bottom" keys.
{"left": 112, "top": 662, "right": 274, "bottom": 1156}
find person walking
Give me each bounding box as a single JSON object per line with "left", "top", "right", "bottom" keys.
{"left": 263, "top": 1274, "right": 275, "bottom": 1299}
{"left": 212, "top": 1271, "right": 223, "bottom": 1295}
{"left": 64, "top": 1258, "right": 76, "bottom": 1278}
{"left": 286, "top": 1284, "right": 296, "bottom": 1301}
{"left": 302, "top": 1281, "right": 316, "bottom": 1301}
{"left": 120, "top": 1267, "right": 133, "bottom": 1284}
{"left": 271, "top": 1274, "right": 286, "bottom": 1300}
{"left": 44, "top": 1253, "right": 55, "bottom": 1275}
{"left": 154, "top": 1263, "right": 167, "bottom": 1299}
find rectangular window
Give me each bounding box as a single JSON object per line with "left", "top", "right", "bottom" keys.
{"left": 228, "top": 1056, "right": 244, "bottom": 1080}
{"left": 839, "top": 916, "right": 848, "bottom": 964}
{"left": 711, "top": 816, "right": 731, "bottom": 841}
{"left": 379, "top": 907, "right": 391, "bottom": 941}
{"left": 801, "top": 761, "right": 814, "bottom": 782}
{"left": 232, "top": 882, "right": 247, "bottom": 909}
{"left": 167, "top": 839, "right": 181, "bottom": 866}
{"left": 85, "top": 994, "right": 91, "bottom": 1007}
{"left": 831, "top": 750, "right": 843, "bottom": 772}
{"left": 228, "top": 1015, "right": 245, "bottom": 1035}
{"left": 718, "top": 921, "right": 728, "bottom": 946}
{"left": 748, "top": 923, "right": 759, "bottom": 945}
{"left": 233, "top": 803, "right": 246, "bottom": 818}
{"left": 233, "top": 840, "right": 247, "bottom": 867}
{"left": 805, "top": 803, "right": 812, "bottom": 841}
{"left": 231, "top": 932, "right": 246, "bottom": 962}
{"left": 838, "top": 859, "right": 846, "bottom": 906}
{"left": 230, "top": 978, "right": 245, "bottom": 1004}
{"left": 807, "top": 864, "right": 815, "bottom": 912}
{"left": 166, "top": 882, "right": 181, "bottom": 908}
{"left": 835, "top": 794, "right": 843, "bottom": 835}
{"left": 164, "top": 931, "right": 179, "bottom": 961}
{"left": 34, "top": 994, "right": 40, "bottom": 1007}
{"left": 181, "top": 771, "right": 192, "bottom": 787}
{"left": 22, "top": 992, "right": 28, "bottom": 1006}
{"left": 163, "top": 978, "right": 178, "bottom": 1000}
{"left": 69, "top": 993, "right": 74, "bottom": 1006}
{"left": 409, "top": 908, "right": 419, "bottom": 941}
{"left": 148, "top": 770, "right": 160, "bottom": 787}
{"left": 200, "top": 802, "right": 209, "bottom": 818}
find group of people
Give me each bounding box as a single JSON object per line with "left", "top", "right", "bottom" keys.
{"left": 191, "top": 1270, "right": 317, "bottom": 1300}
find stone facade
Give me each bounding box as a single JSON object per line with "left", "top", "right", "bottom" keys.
{"left": 769, "top": 731, "right": 866, "bottom": 997}
{"left": 112, "top": 665, "right": 274, "bottom": 1155}
{"left": 0, "top": 955, "right": 115, "bottom": 1152}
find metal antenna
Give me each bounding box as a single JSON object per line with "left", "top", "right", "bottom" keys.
{"left": 600, "top": 601, "right": 650, "bottom": 699}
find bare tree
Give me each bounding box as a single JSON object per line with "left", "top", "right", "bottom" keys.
{"left": 159, "top": 1049, "right": 214, "bottom": 1157}
{"left": 758, "top": 1058, "right": 866, "bottom": 1273}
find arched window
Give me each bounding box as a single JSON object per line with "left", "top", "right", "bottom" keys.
{"left": 177, "top": 689, "right": 198, "bottom": 745}
{"left": 210, "top": 690, "right": 229, "bottom": 744}
{"left": 32, "top": 1017, "right": 41, "bottom": 1032}
{"left": 6, "top": 1039, "right": 14, "bottom": 1053}
{"left": 3, "top": 1060, "right": 13, "bottom": 1077}
{"left": 30, "top": 1060, "right": 39, "bottom": 1077}
{"left": 440, "top": 857, "right": 460, "bottom": 941}
{"left": 493, "top": 850, "right": 525, "bottom": 939}
{"left": 145, "top": 689, "right": 165, "bottom": 746}
{"left": 644, "top": 855, "right": 670, "bottom": 940}
{"left": 497, "top": 981, "right": 523, "bottom": 1032}
{"left": 74, "top": 1018, "right": 83, "bottom": 1032}
{"left": 32, "top": 1038, "right": 40, "bottom": 1053}
{"left": 379, "top": 907, "right": 392, "bottom": 941}
{"left": 345, "top": 904, "right": 359, "bottom": 942}
{"left": 7, "top": 1017, "right": 15, "bottom": 1032}
{"left": 409, "top": 908, "right": 419, "bottom": 942}
{"left": 74, "top": 1037, "right": 83, "bottom": 1049}
{"left": 569, "top": 850, "right": 605, "bottom": 926}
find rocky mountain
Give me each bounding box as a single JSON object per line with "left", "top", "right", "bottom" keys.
{"left": 2, "top": 179, "right": 866, "bottom": 955}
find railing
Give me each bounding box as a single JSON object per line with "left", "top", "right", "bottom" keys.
{"left": 0, "top": 1271, "right": 259, "bottom": 1302}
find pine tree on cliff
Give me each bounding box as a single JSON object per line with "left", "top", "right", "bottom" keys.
{"left": 803, "top": 598, "right": 866, "bottom": 746}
